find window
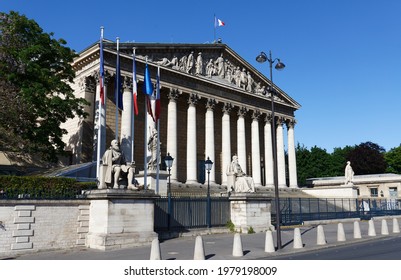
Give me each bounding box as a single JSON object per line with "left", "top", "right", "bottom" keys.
{"left": 370, "top": 187, "right": 378, "bottom": 197}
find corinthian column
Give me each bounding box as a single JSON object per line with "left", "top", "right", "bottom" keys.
{"left": 276, "top": 117, "right": 287, "bottom": 188}
{"left": 120, "top": 77, "right": 133, "bottom": 162}
{"left": 287, "top": 119, "right": 298, "bottom": 188}
{"left": 264, "top": 114, "right": 274, "bottom": 188}
{"left": 221, "top": 102, "right": 233, "bottom": 186}
{"left": 205, "top": 99, "right": 217, "bottom": 184}
{"left": 251, "top": 110, "right": 262, "bottom": 187}
{"left": 167, "top": 89, "right": 180, "bottom": 182}
{"left": 237, "top": 107, "right": 247, "bottom": 174}
{"left": 185, "top": 93, "right": 199, "bottom": 184}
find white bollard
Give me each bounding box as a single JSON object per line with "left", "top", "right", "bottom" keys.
{"left": 337, "top": 223, "right": 346, "bottom": 242}
{"left": 368, "top": 219, "right": 376, "bottom": 236}
{"left": 353, "top": 221, "right": 362, "bottom": 239}
{"left": 316, "top": 225, "right": 327, "bottom": 245}
{"left": 393, "top": 218, "right": 400, "bottom": 233}
{"left": 293, "top": 228, "right": 303, "bottom": 249}
{"left": 264, "top": 230, "right": 275, "bottom": 253}
{"left": 232, "top": 233, "right": 244, "bottom": 257}
{"left": 150, "top": 238, "right": 162, "bottom": 260}
{"left": 193, "top": 235, "right": 205, "bottom": 260}
{"left": 381, "top": 219, "right": 389, "bottom": 235}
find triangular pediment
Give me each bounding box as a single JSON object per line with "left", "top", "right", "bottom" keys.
{"left": 98, "top": 42, "right": 300, "bottom": 111}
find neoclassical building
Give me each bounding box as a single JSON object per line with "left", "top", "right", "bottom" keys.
{"left": 62, "top": 41, "right": 301, "bottom": 188}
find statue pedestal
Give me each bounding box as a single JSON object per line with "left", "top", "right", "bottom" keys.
{"left": 136, "top": 170, "right": 169, "bottom": 196}
{"left": 229, "top": 193, "right": 273, "bottom": 233}
{"left": 85, "top": 189, "right": 158, "bottom": 251}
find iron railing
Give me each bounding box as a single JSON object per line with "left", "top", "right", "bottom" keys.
{"left": 273, "top": 198, "right": 401, "bottom": 225}
{"left": 154, "top": 196, "right": 230, "bottom": 232}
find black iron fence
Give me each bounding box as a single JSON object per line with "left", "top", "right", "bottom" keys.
{"left": 274, "top": 198, "right": 401, "bottom": 225}
{"left": 154, "top": 196, "right": 231, "bottom": 232}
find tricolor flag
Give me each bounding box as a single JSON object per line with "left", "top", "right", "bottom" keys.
{"left": 132, "top": 50, "right": 138, "bottom": 115}
{"left": 99, "top": 30, "right": 105, "bottom": 105}
{"left": 154, "top": 67, "right": 161, "bottom": 122}
{"left": 115, "top": 38, "right": 123, "bottom": 110}
{"left": 143, "top": 62, "right": 155, "bottom": 121}
{"left": 215, "top": 16, "right": 225, "bottom": 27}
{"left": 143, "top": 63, "right": 154, "bottom": 96}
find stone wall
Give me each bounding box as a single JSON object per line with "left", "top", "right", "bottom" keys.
{"left": 0, "top": 200, "right": 89, "bottom": 258}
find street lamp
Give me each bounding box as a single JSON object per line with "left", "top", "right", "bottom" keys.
{"left": 164, "top": 153, "right": 174, "bottom": 230}
{"left": 256, "top": 50, "right": 285, "bottom": 250}
{"left": 205, "top": 157, "right": 213, "bottom": 228}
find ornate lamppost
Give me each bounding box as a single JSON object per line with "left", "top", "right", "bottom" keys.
{"left": 205, "top": 157, "right": 213, "bottom": 228}
{"left": 164, "top": 153, "right": 174, "bottom": 230}
{"left": 256, "top": 50, "right": 285, "bottom": 250}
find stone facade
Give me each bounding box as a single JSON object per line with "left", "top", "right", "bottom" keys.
{"left": 62, "top": 41, "right": 301, "bottom": 190}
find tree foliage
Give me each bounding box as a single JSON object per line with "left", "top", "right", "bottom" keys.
{"left": 347, "top": 142, "right": 387, "bottom": 174}
{"left": 385, "top": 145, "right": 401, "bottom": 174}
{"left": 0, "top": 11, "right": 88, "bottom": 162}
{"left": 295, "top": 141, "right": 392, "bottom": 186}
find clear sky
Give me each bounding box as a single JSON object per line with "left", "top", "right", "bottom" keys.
{"left": 3, "top": 0, "right": 401, "bottom": 153}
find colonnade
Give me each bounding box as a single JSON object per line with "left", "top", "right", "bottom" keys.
{"left": 93, "top": 75, "right": 298, "bottom": 188}
{"left": 165, "top": 90, "right": 298, "bottom": 188}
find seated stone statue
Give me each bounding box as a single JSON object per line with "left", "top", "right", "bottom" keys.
{"left": 100, "top": 140, "right": 137, "bottom": 190}
{"left": 227, "top": 155, "right": 255, "bottom": 193}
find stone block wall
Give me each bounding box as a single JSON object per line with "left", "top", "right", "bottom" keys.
{"left": 0, "top": 200, "right": 89, "bottom": 258}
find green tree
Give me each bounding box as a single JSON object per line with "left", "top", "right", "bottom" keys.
{"left": 0, "top": 11, "right": 88, "bottom": 162}
{"left": 347, "top": 142, "right": 387, "bottom": 175}
{"left": 385, "top": 145, "right": 401, "bottom": 174}
{"left": 295, "top": 143, "right": 311, "bottom": 186}
{"left": 330, "top": 145, "right": 355, "bottom": 176}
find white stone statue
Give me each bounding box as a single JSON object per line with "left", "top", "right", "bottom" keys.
{"left": 101, "top": 140, "right": 137, "bottom": 190}
{"left": 227, "top": 155, "right": 255, "bottom": 193}
{"left": 147, "top": 127, "right": 160, "bottom": 171}
{"left": 344, "top": 161, "right": 354, "bottom": 185}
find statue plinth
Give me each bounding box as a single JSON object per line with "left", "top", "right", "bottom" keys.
{"left": 229, "top": 193, "right": 274, "bottom": 233}
{"left": 85, "top": 189, "right": 158, "bottom": 250}
{"left": 135, "top": 170, "right": 169, "bottom": 196}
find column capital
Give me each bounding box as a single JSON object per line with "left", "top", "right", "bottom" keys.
{"left": 79, "top": 75, "right": 96, "bottom": 92}
{"left": 123, "top": 76, "right": 132, "bottom": 91}
{"left": 237, "top": 106, "right": 248, "bottom": 117}
{"left": 188, "top": 93, "right": 200, "bottom": 106}
{"left": 276, "top": 116, "right": 285, "bottom": 126}
{"left": 206, "top": 98, "right": 217, "bottom": 110}
{"left": 222, "top": 102, "right": 233, "bottom": 114}
{"left": 286, "top": 118, "right": 297, "bottom": 128}
{"left": 167, "top": 88, "right": 182, "bottom": 101}
{"left": 251, "top": 110, "right": 261, "bottom": 121}
{"left": 264, "top": 113, "right": 273, "bottom": 123}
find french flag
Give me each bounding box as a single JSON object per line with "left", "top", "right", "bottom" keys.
{"left": 215, "top": 16, "right": 225, "bottom": 27}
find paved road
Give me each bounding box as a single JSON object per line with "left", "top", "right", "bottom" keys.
{"left": 7, "top": 219, "right": 401, "bottom": 260}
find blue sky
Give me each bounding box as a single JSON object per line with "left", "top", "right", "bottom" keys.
{"left": 3, "top": 0, "right": 401, "bottom": 153}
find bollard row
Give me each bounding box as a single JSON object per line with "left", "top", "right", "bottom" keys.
{"left": 149, "top": 218, "right": 401, "bottom": 259}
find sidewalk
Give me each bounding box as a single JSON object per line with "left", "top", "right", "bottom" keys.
{"left": 8, "top": 219, "right": 400, "bottom": 260}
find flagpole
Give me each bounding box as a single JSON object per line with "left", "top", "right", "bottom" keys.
{"left": 131, "top": 48, "right": 136, "bottom": 163}
{"left": 96, "top": 26, "right": 104, "bottom": 184}
{"left": 213, "top": 14, "right": 216, "bottom": 43}
{"left": 143, "top": 57, "right": 149, "bottom": 190}
{"left": 155, "top": 66, "right": 161, "bottom": 194}
{"left": 115, "top": 37, "right": 120, "bottom": 141}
